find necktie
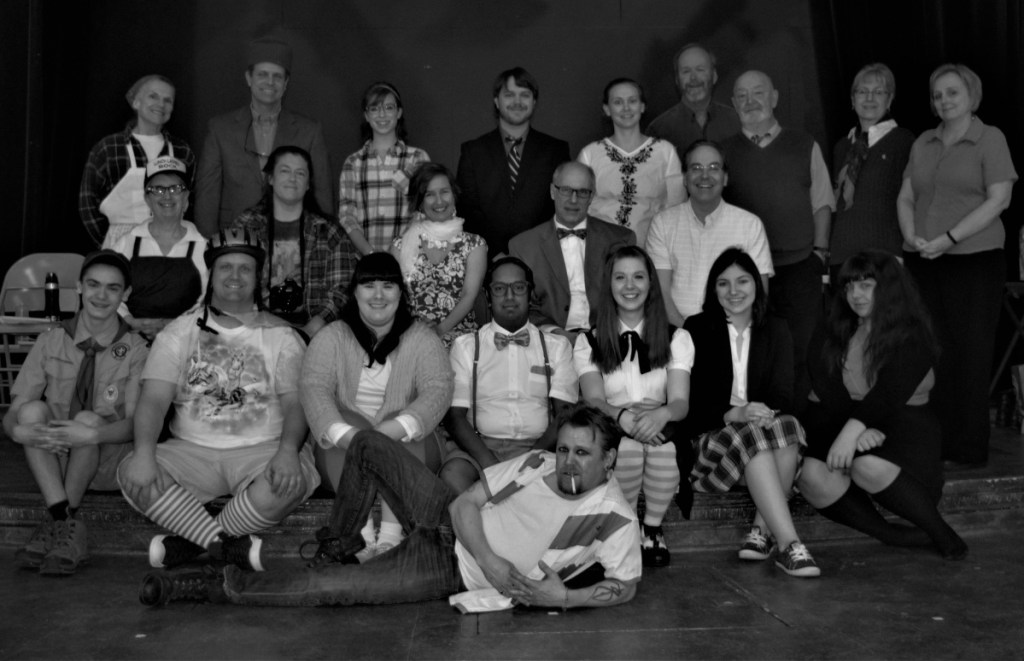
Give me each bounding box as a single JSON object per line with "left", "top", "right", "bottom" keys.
{"left": 618, "top": 331, "right": 651, "bottom": 374}
{"left": 556, "top": 228, "right": 587, "bottom": 241}
{"left": 494, "top": 329, "right": 530, "bottom": 350}
{"left": 70, "top": 339, "right": 103, "bottom": 416}
{"left": 506, "top": 137, "right": 523, "bottom": 189}
{"left": 750, "top": 133, "right": 767, "bottom": 146}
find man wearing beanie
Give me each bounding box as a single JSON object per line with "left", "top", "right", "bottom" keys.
{"left": 195, "top": 36, "right": 333, "bottom": 235}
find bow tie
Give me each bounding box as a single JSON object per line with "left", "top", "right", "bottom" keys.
{"left": 619, "top": 330, "right": 651, "bottom": 374}
{"left": 556, "top": 228, "right": 587, "bottom": 241}
{"left": 494, "top": 329, "right": 530, "bottom": 350}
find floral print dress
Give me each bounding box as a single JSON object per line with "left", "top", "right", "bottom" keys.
{"left": 392, "top": 231, "right": 486, "bottom": 347}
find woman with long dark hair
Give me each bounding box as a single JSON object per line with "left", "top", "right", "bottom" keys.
{"left": 573, "top": 245, "right": 690, "bottom": 567}
{"left": 300, "top": 253, "right": 453, "bottom": 561}
{"left": 683, "top": 248, "right": 819, "bottom": 578}
{"left": 232, "top": 145, "right": 356, "bottom": 338}
{"left": 799, "top": 250, "right": 966, "bottom": 560}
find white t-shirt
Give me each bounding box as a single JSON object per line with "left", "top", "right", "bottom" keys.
{"left": 142, "top": 309, "right": 305, "bottom": 448}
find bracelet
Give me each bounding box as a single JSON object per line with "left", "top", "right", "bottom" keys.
{"left": 616, "top": 408, "right": 629, "bottom": 427}
{"left": 946, "top": 230, "right": 959, "bottom": 245}
{"left": 562, "top": 587, "right": 570, "bottom": 612}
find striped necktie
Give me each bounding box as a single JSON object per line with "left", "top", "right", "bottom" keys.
{"left": 506, "top": 137, "right": 523, "bottom": 189}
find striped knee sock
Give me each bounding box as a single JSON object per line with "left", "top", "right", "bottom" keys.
{"left": 641, "top": 443, "right": 680, "bottom": 527}
{"left": 144, "top": 484, "right": 223, "bottom": 549}
{"left": 216, "top": 487, "right": 277, "bottom": 537}
{"left": 614, "top": 438, "right": 645, "bottom": 510}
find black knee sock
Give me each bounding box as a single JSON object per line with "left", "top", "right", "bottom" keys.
{"left": 871, "top": 472, "right": 967, "bottom": 560}
{"left": 818, "top": 484, "right": 932, "bottom": 547}
{"left": 47, "top": 500, "right": 70, "bottom": 522}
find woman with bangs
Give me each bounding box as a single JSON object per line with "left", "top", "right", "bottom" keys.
{"left": 573, "top": 245, "right": 691, "bottom": 567}
{"left": 683, "top": 248, "right": 819, "bottom": 578}
{"left": 799, "top": 250, "right": 967, "bottom": 560}
{"left": 338, "top": 82, "right": 431, "bottom": 256}
{"left": 300, "top": 253, "right": 453, "bottom": 562}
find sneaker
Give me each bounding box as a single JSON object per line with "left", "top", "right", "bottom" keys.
{"left": 16, "top": 521, "right": 56, "bottom": 568}
{"left": 39, "top": 520, "right": 89, "bottom": 576}
{"left": 210, "top": 533, "right": 264, "bottom": 572}
{"left": 775, "top": 541, "right": 821, "bottom": 578}
{"left": 139, "top": 566, "right": 224, "bottom": 607}
{"left": 640, "top": 526, "right": 671, "bottom": 567}
{"left": 738, "top": 526, "right": 776, "bottom": 561}
{"left": 149, "top": 535, "right": 205, "bottom": 569}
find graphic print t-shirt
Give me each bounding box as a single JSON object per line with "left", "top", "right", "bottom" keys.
{"left": 271, "top": 218, "right": 302, "bottom": 291}
{"left": 142, "top": 311, "right": 304, "bottom": 448}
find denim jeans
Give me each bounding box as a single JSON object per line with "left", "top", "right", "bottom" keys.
{"left": 223, "top": 430, "right": 463, "bottom": 606}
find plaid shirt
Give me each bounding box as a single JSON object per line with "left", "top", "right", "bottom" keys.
{"left": 78, "top": 123, "right": 196, "bottom": 247}
{"left": 338, "top": 140, "right": 430, "bottom": 253}
{"left": 232, "top": 205, "right": 356, "bottom": 323}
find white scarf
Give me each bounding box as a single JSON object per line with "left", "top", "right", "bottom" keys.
{"left": 397, "top": 217, "right": 464, "bottom": 279}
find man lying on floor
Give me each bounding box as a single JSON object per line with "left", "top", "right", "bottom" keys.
{"left": 141, "top": 404, "right": 642, "bottom": 609}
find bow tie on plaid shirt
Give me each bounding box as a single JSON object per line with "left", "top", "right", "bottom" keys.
{"left": 556, "top": 228, "right": 586, "bottom": 241}
{"left": 494, "top": 329, "right": 530, "bottom": 350}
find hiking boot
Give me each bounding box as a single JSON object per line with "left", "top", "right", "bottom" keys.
{"left": 16, "top": 521, "right": 56, "bottom": 568}
{"left": 149, "top": 535, "right": 205, "bottom": 569}
{"left": 210, "top": 533, "right": 264, "bottom": 572}
{"left": 775, "top": 541, "right": 821, "bottom": 578}
{"left": 139, "top": 566, "right": 225, "bottom": 607}
{"left": 39, "top": 520, "right": 89, "bottom": 576}
{"left": 738, "top": 526, "right": 776, "bottom": 561}
{"left": 640, "top": 526, "right": 671, "bottom": 567}
{"left": 300, "top": 527, "right": 359, "bottom": 569}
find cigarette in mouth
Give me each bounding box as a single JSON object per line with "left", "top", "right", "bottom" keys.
{"left": 571, "top": 474, "right": 578, "bottom": 495}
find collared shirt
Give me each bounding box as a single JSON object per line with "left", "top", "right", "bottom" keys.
{"left": 554, "top": 218, "right": 589, "bottom": 330}
{"left": 741, "top": 122, "right": 836, "bottom": 214}
{"left": 501, "top": 127, "right": 530, "bottom": 156}
{"left": 233, "top": 205, "right": 355, "bottom": 323}
{"left": 646, "top": 200, "right": 773, "bottom": 319}
{"left": 905, "top": 116, "right": 1018, "bottom": 254}
{"left": 338, "top": 140, "right": 431, "bottom": 253}
{"left": 79, "top": 124, "right": 196, "bottom": 247}
{"left": 110, "top": 220, "right": 209, "bottom": 319}
{"left": 450, "top": 321, "right": 578, "bottom": 440}
{"left": 573, "top": 320, "right": 695, "bottom": 409}
{"left": 250, "top": 103, "right": 281, "bottom": 168}
{"left": 12, "top": 316, "right": 149, "bottom": 422}
{"left": 646, "top": 100, "right": 741, "bottom": 161}
{"left": 727, "top": 322, "right": 752, "bottom": 405}
{"left": 846, "top": 118, "right": 899, "bottom": 148}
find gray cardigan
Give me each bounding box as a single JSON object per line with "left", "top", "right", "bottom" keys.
{"left": 300, "top": 320, "right": 454, "bottom": 444}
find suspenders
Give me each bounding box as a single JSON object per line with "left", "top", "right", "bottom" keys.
{"left": 470, "top": 327, "right": 552, "bottom": 435}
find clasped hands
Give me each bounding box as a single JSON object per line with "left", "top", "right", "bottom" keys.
{"left": 827, "top": 427, "right": 886, "bottom": 471}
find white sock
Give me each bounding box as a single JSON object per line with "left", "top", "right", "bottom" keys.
{"left": 359, "top": 514, "right": 376, "bottom": 546}
{"left": 377, "top": 521, "right": 404, "bottom": 547}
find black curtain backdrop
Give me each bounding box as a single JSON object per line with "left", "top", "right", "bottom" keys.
{"left": 4, "top": 0, "right": 1022, "bottom": 275}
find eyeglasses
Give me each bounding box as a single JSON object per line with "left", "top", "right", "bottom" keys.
{"left": 686, "top": 162, "right": 724, "bottom": 175}
{"left": 553, "top": 185, "right": 594, "bottom": 201}
{"left": 145, "top": 184, "right": 187, "bottom": 196}
{"left": 488, "top": 281, "right": 530, "bottom": 297}
{"left": 366, "top": 103, "right": 399, "bottom": 116}
{"left": 854, "top": 88, "right": 889, "bottom": 99}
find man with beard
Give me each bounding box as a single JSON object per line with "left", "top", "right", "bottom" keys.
{"left": 139, "top": 404, "right": 641, "bottom": 611}
{"left": 720, "top": 70, "right": 834, "bottom": 409}
{"left": 441, "top": 257, "right": 579, "bottom": 493}
{"left": 456, "top": 67, "right": 570, "bottom": 256}
{"left": 647, "top": 44, "right": 739, "bottom": 160}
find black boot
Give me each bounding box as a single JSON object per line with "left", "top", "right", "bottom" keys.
{"left": 872, "top": 472, "right": 968, "bottom": 560}
{"left": 140, "top": 566, "right": 226, "bottom": 607}
{"left": 817, "top": 484, "right": 932, "bottom": 547}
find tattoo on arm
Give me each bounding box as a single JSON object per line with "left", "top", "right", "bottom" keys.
{"left": 589, "top": 580, "right": 626, "bottom": 603}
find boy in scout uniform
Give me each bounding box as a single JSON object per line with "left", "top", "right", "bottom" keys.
{"left": 3, "top": 250, "right": 148, "bottom": 575}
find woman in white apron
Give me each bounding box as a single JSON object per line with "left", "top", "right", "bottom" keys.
{"left": 78, "top": 74, "right": 196, "bottom": 249}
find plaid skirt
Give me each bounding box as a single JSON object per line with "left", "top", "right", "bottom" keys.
{"left": 690, "top": 414, "right": 806, "bottom": 494}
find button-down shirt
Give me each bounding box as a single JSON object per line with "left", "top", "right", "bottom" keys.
{"left": 338, "top": 140, "right": 431, "bottom": 253}
{"left": 554, "top": 219, "right": 589, "bottom": 329}
{"left": 741, "top": 121, "right": 836, "bottom": 214}
{"left": 450, "top": 321, "right": 578, "bottom": 440}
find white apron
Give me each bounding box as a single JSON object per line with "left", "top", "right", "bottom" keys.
{"left": 99, "top": 139, "right": 174, "bottom": 248}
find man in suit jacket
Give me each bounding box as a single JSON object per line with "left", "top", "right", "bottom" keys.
{"left": 509, "top": 162, "right": 635, "bottom": 343}
{"left": 457, "top": 67, "right": 570, "bottom": 257}
{"left": 194, "top": 37, "right": 333, "bottom": 236}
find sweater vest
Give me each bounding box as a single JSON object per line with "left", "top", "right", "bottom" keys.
{"left": 722, "top": 129, "right": 815, "bottom": 266}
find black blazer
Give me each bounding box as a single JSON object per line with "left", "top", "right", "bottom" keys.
{"left": 682, "top": 312, "right": 795, "bottom": 442}
{"left": 456, "top": 128, "right": 570, "bottom": 255}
